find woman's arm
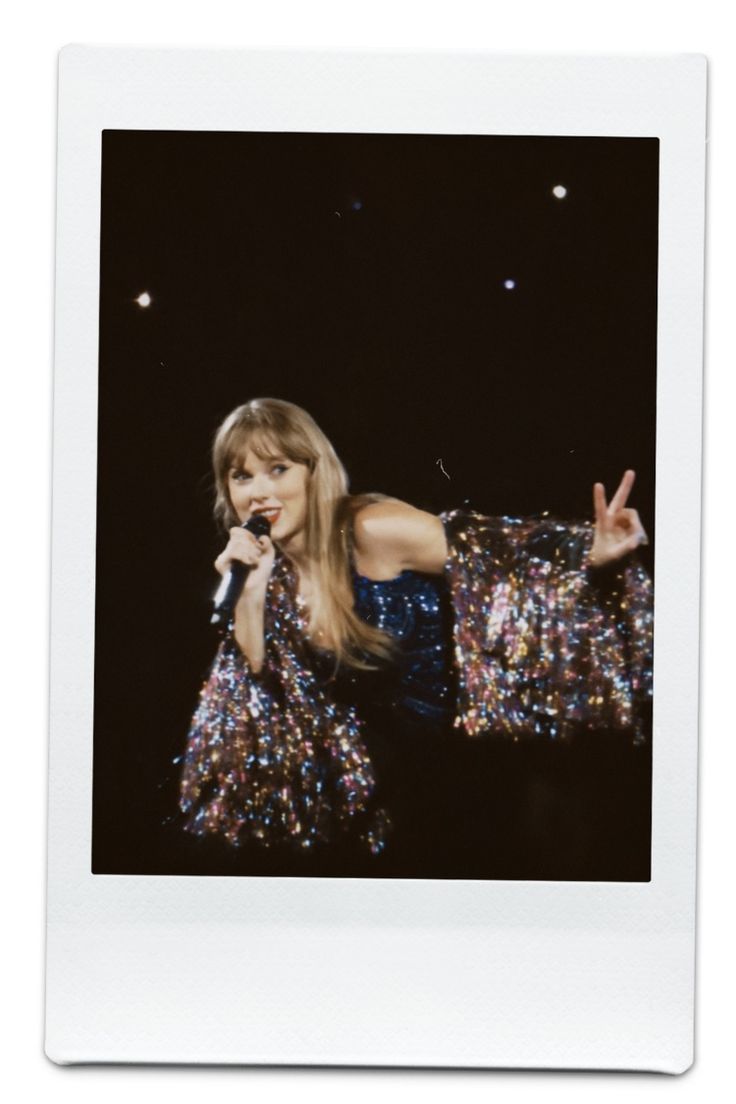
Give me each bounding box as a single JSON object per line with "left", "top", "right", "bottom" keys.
{"left": 180, "top": 561, "right": 387, "bottom": 851}
{"left": 232, "top": 591, "right": 267, "bottom": 673}
{"left": 214, "top": 527, "right": 276, "bottom": 673}
{"left": 352, "top": 499, "right": 449, "bottom": 578}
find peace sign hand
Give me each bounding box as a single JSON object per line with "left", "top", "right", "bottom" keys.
{"left": 590, "top": 469, "right": 649, "bottom": 569}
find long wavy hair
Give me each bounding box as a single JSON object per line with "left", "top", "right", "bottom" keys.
{"left": 212, "top": 397, "right": 393, "bottom": 668}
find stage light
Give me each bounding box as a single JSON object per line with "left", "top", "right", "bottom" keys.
{"left": 135, "top": 291, "right": 152, "bottom": 307}
{"left": 552, "top": 184, "right": 568, "bottom": 199}
{"left": 503, "top": 279, "right": 516, "bottom": 290}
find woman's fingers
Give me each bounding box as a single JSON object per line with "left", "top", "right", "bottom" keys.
{"left": 593, "top": 482, "right": 608, "bottom": 524}
{"left": 214, "top": 550, "right": 257, "bottom": 574}
{"left": 622, "top": 524, "right": 649, "bottom": 553}
{"left": 234, "top": 540, "right": 262, "bottom": 565}
{"left": 608, "top": 469, "right": 636, "bottom": 515}
{"left": 612, "top": 506, "right": 647, "bottom": 540}
{"left": 609, "top": 509, "right": 648, "bottom": 557}
{"left": 591, "top": 494, "right": 648, "bottom": 566}
{"left": 618, "top": 533, "right": 642, "bottom": 556}
{"left": 229, "top": 525, "right": 262, "bottom": 541}
{"left": 214, "top": 528, "right": 266, "bottom": 573}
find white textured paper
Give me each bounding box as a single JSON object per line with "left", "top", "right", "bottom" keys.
{"left": 46, "top": 48, "right": 705, "bottom": 1071}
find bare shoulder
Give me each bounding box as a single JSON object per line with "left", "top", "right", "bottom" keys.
{"left": 351, "top": 498, "right": 448, "bottom": 578}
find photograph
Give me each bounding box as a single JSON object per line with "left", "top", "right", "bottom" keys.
{"left": 92, "top": 128, "right": 657, "bottom": 881}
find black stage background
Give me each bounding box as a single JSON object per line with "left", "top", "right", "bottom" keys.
{"left": 93, "top": 131, "right": 657, "bottom": 878}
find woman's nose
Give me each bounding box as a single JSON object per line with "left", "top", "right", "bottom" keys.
{"left": 249, "top": 473, "right": 271, "bottom": 498}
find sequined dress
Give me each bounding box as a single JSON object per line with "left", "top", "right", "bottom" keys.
{"left": 179, "top": 510, "right": 653, "bottom": 855}
{"left": 342, "top": 567, "right": 456, "bottom": 731}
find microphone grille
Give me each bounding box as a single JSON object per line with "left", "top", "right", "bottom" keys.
{"left": 245, "top": 514, "right": 272, "bottom": 539}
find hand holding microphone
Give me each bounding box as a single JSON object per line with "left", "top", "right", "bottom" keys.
{"left": 211, "top": 514, "right": 274, "bottom": 627}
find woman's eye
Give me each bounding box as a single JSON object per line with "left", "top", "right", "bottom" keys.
{"left": 230, "top": 471, "right": 251, "bottom": 483}
{"left": 271, "top": 464, "right": 288, "bottom": 475}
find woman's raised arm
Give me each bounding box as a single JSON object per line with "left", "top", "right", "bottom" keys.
{"left": 352, "top": 499, "right": 449, "bottom": 578}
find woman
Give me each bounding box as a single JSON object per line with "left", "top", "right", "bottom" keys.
{"left": 179, "top": 398, "right": 653, "bottom": 866}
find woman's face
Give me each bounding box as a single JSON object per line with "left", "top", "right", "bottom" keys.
{"left": 227, "top": 447, "right": 310, "bottom": 549}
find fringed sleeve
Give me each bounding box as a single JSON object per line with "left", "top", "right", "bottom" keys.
{"left": 178, "top": 560, "right": 389, "bottom": 853}
{"left": 442, "top": 511, "right": 653, "bottom": 743}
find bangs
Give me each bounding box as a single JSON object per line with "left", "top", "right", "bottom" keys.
{"left": 223, "top": 425, "right": 312, "bottom": 472}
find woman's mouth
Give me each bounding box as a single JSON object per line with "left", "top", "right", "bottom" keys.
{"left": 252, "top": 507, "right": 282, "bottom": 527}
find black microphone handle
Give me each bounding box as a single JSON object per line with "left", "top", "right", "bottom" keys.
{"left": 210, "top": 560, "right": 250, "bottom": 627}
{"left": 210, "top": 514, "right": 272, "bottom": 628}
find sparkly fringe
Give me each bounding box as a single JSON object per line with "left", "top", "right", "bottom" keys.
{"left": 442, "top": 511, "right": 653, "bottom": 743}
{"left": 179, "top": 557, "right": 389, "bottom": 852}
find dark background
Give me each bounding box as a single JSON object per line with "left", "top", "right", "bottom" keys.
{"left": 93, "top": 130, "right": 657, "bottom": 878}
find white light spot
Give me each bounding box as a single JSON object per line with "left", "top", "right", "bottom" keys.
{"left": 503, "top": 279, "right": 516, "bottom": 290}
{"left": 552, "top": 184, "right": 568, "bottom": 199}
{"left": 135, "top": 291, "right": 152, "bottom": 307}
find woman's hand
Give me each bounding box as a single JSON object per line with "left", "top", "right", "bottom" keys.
{"left": 590, "top": 469, "right": 649, "bottom": 569}
{"left": 215, "top": 526, "right": 276, "bottom": 597}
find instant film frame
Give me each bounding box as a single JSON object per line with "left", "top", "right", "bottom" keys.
{"left": 47, "top": 48, "right": 705, "bottom": 1070}
{"left": 95, "top": 131, "right": 658, "bottom": 882}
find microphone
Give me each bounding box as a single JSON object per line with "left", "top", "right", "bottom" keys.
{"left": 210, "top": 514, "right": 272, "bottom": 627}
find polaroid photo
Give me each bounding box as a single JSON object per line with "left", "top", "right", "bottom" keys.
{"left": 46, "top": 47, "right": 705, "bottom": 1070}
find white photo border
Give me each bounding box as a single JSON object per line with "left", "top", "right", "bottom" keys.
{"left": 46, "top": 47, "right": 705, "bottom": 1071}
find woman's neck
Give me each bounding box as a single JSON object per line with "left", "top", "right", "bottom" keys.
{"left": 278, "top": 533, "right": 314, "bottom": 587}
{"left": 278, "top": 530, "right": 307, "bottom": 565}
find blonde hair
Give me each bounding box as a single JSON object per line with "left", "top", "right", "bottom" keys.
{"left": 212, "top": 398, "right": 393, "bottom": 668}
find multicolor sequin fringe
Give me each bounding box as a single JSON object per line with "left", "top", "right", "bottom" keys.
{"left": 442, "top": 511, "right": 653, "bottom": 743}
{"left": 179, "top": 557, "right": 389, "bottom": 852}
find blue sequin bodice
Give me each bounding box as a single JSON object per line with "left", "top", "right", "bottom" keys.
{"left": 350, "top": 568, "right": 455, "bottom": 729}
